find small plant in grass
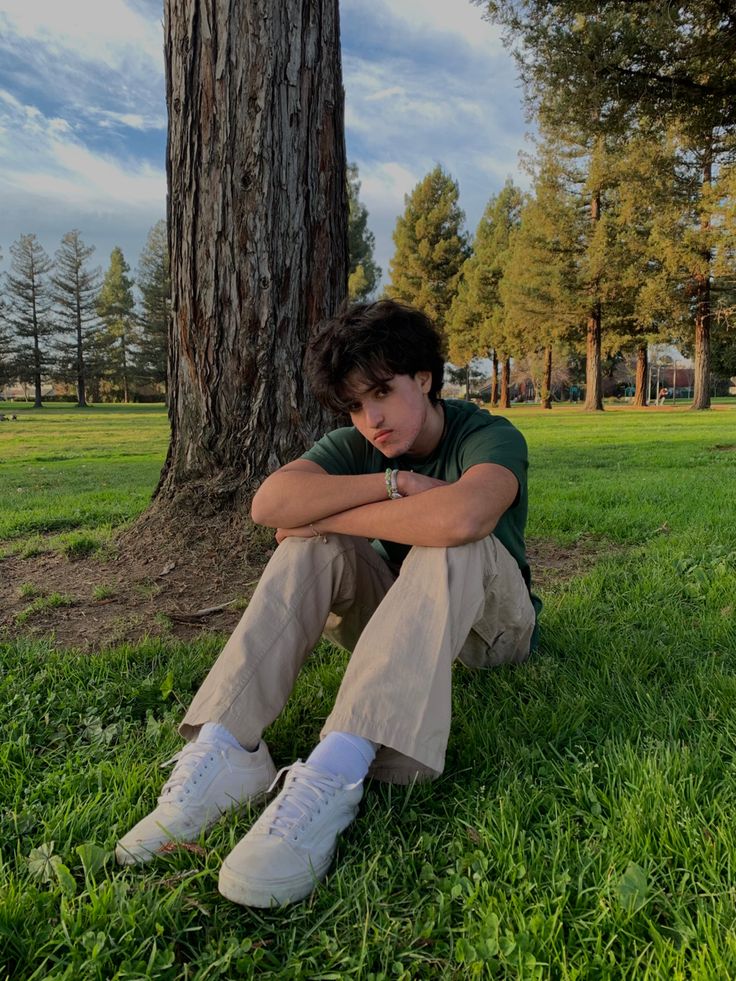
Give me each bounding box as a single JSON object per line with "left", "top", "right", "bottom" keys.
{"left": 20, "top": 536, "right": 47, "bottom": 558}
{"left": 92, "top": 584, "right": 115, "bottom": 601}
{"left": 15, "top": 592, "right": 76, "bottom": 624}
{"left": 18, "top": 581, "right": 44, "bottom": 599}
{"left": 62, "top": 534, "right": 100, "bottom": 560}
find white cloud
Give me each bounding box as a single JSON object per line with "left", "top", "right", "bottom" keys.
{"left": 0, "top": 91, "right": 164, "bottom": 217}
{"left": 342, "top": 0, "right": 503, "bottom": 53}
{"left": 0, "top": 0, "right": 163, "bottom": 74}
{"left": 91, "top": 109, "right": 167, "bottom": 132}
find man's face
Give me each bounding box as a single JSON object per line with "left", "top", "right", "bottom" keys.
{"left": 344, "top": 371, "right": 434, "bottom": 458}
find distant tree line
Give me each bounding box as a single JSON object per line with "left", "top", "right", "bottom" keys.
{"left": 0, "top": 163, "right": 381, "bottom": 408}
{"left": 0, "top": 222, "right": 170, "bottom": 407}
{"left": 384, "top": 1, "right": 736, "bottom": 410}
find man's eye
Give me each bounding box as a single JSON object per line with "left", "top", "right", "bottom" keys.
{"left": 348, "top": 403, "right": 361, "bottom": 413}
{"left": 376, "top": 388, "right": 389, "bottom": 399}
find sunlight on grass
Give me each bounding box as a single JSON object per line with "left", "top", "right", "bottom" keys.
{"left": 1, "top": 402, "right": 736, "bottom": 977}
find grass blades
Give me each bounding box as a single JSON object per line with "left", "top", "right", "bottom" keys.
{"left": 1, "top": 401, "right": 736, "bottom": 977}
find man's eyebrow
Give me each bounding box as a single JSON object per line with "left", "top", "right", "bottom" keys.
{"left": 345, "top": 381, "right": 387, "bottom": 400}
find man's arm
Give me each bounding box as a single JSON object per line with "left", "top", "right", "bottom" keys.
{"left": 251, "top": 460, "right": 400, "bottom": 527}
{"left": 270, "top": 463, "right": 519, "bottom": 548}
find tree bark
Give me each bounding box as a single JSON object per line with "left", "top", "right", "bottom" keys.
{"left": 500, "top": 359, "right": 510, "bottom": 409}
{"left": 541, "top": 346, "right": 552, "bottom": 409}
{"left": 31, "top": 286, "right": 42, "bottom": 409}
{"left": 490, "top": 349, "right": 499, "bottom": 406}
{"left": 584, "top": 191, "right": 603, "bottom": 411}
{"left": 691, "top": 146, "right": 713, "bottom": 410}
{"left": 633, "top": 343, "right": 648, "bottom": 407}
{"left": 75, "top": 281, "right": 87, "bottom": 408}
{"left": 158, "top": 0, "right": 348, "bottom": 503}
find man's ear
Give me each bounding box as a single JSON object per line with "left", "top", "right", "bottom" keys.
{"left": 416, "top": 371, "right": 432, "bottom": 394}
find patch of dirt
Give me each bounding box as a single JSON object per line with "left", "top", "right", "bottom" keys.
{"left": 0, "top": 502, "right": 275, "bottom": 652}
{"left": 1, "top": 505, "right": 610, "bottom": 651}
{"left": 526, "top": 536, "right": 615, "bottom": 592}
{"left": 712, "top": 444, "right": 736, "bottom": 452}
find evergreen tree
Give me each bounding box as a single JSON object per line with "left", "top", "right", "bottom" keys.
{"left": 500, "top": 167, "right": 585, "bottom": 408}
{"left": 387, "top": 165, "right": 470, "bottom": 330}
{"left": 135, "top": 220, "right": 170, "bottom": 392}
{"left": 347, "top": 164, "right": 381, "bottom": 300}
{"left": 0, "top": 248, "right": 12, "bottom": 388}
{"left": 97, "top": 247, "right": 136, "bottom": 402}
{"left": 477, "top": 0, "right": 736, "bottom": 408}
{"left": 52, "top": 230, "right": 100, "bottom": 407}
{"left": 447, "top": 181, "right": 524, "bottom": 407}
{"left": 5, "top": 234, "right": 54, "bottom": 407}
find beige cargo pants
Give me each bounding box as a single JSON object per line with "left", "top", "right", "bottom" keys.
{"left": 180, "top": 533, "right": 536, "bottom": 784}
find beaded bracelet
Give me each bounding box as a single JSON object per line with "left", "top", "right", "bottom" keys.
{"left": 385, "top": 467, "right": 402, "bottom": 499}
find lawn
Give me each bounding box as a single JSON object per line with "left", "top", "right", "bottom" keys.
{"left": 1, "top": 401, "right": 736, "bottom": 979}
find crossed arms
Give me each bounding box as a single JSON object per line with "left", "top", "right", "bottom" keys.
{"left": 251, "top": 460, "right": 519, "bottom": 548}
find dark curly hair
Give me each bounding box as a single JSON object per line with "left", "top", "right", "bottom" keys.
{"left": 305, "top": 299, "right": 446, "bottom": 413}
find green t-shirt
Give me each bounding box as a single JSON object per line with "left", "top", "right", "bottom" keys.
{"left": 302, "top": 399, "right": 538, "bottom": 611}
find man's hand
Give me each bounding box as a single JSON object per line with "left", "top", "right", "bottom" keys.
{"left": 275, "top": 525, "right": 315, "bottom": 544}
{"left": 396, "top": 471, "right": 448, "bottom": 496}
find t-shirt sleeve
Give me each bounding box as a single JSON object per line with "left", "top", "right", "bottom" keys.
{"left": 301, "top": 426, "right": 368, "bottom": 475}
{"left": 458, "top": 421, "right": 528, "bottom": 489}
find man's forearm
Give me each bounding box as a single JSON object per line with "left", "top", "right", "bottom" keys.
{"left": 251, "top": 471, "right": 391, "bottom": 527}
{"left": 310, "top": 483, "right": 500, "bottom": 548}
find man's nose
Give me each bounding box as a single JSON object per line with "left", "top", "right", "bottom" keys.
{"left": 365, "top": 404, "right": 384, "bottom": 428}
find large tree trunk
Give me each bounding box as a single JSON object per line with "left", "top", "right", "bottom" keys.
{"left": 633, "top": 343, "right": 648, "bottom": 407}
{"left": 158, "top": 0, "right": 348, "bottom": 504}
{"left": 490, "top": 349, "right": 499, "bottom": 406}
{"left": 691, "top": 148, "right": 712, "bottom": 410}
{"left": 541, "top": 346, "right": 552, "bottom": 409}
{"left": 499, "top": 359, "right": 510, "bottom": 409}
{"left": 584, "top": 190, "right": 603, "bottom": 411}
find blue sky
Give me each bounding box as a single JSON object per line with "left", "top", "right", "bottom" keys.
{"left": 0, "top": 0, "right": 530, "bottom": 284}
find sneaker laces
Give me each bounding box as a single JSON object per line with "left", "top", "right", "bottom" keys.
{"left": 264, "top": 763, "right": 357, "bottom": 840}
{"left": 158, "top": 741, "right": 229, "bottom": 804}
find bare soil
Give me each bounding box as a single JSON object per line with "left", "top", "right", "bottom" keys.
{"left": 0, "top": 513, "right": 608, "bottom": 652}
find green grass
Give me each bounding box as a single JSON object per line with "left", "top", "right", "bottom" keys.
{"left": 0, "top": 402, "right": 168, "bottom": 549}
{"left": 1, "top": 402, "right": 736, "bottom": 978}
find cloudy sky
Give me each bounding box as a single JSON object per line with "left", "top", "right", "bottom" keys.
{"left": 0, "top": 0, "right": 530, "bottom": 284}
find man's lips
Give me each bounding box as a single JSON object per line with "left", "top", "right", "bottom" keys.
{"left": 374, "top": 429, "right": 392, "bottom": 442}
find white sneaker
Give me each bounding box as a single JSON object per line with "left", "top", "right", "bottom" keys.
{"left": 218, "top": 762, "right": 363, "bottom": 907}
{"left": 115, "top": 739, "right": 277, "bottom": 865}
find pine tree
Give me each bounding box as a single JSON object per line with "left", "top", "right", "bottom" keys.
{"left": 97, "top": 247, "right": 136, "bottom": 403}
{"left": 52, "top": 230, "right": 100, "bottom": 408}
{"left": 501, "top": 168, "right": 585, "bottom": 408}
{"left": 5, "top": 234, "right": 54, "bottom": 407}
{"left": 387, "top": 165, "right": 470, "bottom": 330}
{"left": 447, "top": 181, "right": 524, "bottom": 407}
{"left": 347, "top": 164, "right": 381, "bottom": 300}
{"left": 135, "top": 221, "right": 170, "bottom": 393}
{"left": 0, "top": 247, "right": 12, "bottom": 388}
{"left": 477, "top": 0, "right": 736, "bottom": 408}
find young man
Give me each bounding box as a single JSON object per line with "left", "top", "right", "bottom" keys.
{"left": 116, "top": 300, "right": 539, "bottom": 907}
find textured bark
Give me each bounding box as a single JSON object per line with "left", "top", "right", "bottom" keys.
{"left": 633, "top": 343, "right": 648, "bottom": 407}
{"left": 490, "top": 349, "right": 498, "bottom": 406}
{"left": 541, "top": 346, "right": 552, "bottom": 409}
{"left": 691, "top": 151, "right": 713, "bottom": 410}
{"left": 584, "top": 191, "right": 603, "bottom": 411}
{"left": 500, "top": 359, "right": 510, "bottom": 409}
{"left": 584, "top": 305, "right": 603, "bottom": 411}
{"left": 158, "top": 0, "right": 348, "bottom": 503}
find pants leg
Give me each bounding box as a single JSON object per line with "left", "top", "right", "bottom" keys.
{"left": 321, "top": 535, "right": 536, "bottom": 784}
{"left": 179, "top": 534, "right": 395, "bottom": 748}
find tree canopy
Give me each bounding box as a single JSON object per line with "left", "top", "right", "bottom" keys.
{"left": 387, "top": 165, "right": 470, "bottom": 331}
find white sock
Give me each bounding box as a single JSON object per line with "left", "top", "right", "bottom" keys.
{"left": 196, "top": 721, "right": 252, "bottom": 752}
{"left": 306, "top": 731, "right": 378, "bottom": 784}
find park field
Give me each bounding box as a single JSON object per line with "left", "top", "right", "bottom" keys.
{"left": 1, "top": 400, "right": 736, "bottom": 979}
